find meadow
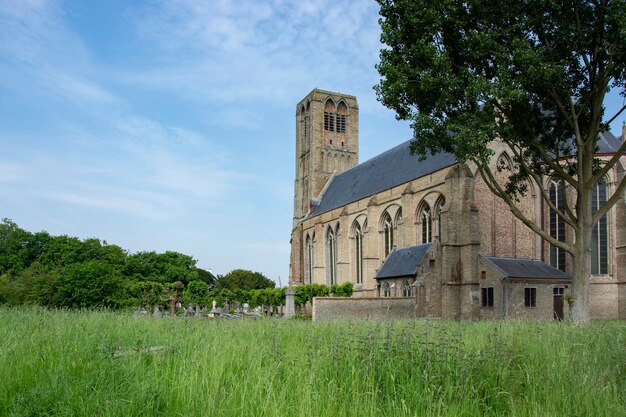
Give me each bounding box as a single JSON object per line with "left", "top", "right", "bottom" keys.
{"left": 0, "top": 307, "right": 624, "bottom": 417}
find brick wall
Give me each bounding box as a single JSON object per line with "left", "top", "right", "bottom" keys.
{"left": 312, "top": 297, "right": 415, "bottom": 321}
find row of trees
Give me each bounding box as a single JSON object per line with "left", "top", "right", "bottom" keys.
{"left": 0, "top": 219, "right": 279, "bottom": 309}
{"left": 0, "top": 219, "right": 353, "bottom": 312}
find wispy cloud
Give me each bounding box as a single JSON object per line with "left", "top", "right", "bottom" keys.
{"left": 122, "top": 0, "right": 383, "bottom": 110}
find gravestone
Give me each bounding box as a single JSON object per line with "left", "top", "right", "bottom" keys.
{"left": 284, "top": 288, "right": 296, "bottom": 319}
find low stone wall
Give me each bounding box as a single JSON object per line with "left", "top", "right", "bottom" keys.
{"left": 312, "top": 297, "right": 415, "bottom": 321}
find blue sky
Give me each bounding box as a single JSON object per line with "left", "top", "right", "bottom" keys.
{"left": 0, "top": 1, "right": 623, "bottom": 283}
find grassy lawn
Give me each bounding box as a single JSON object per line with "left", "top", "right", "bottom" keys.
{"left": 0, "top": 307, "right": 624, "bottom": 416}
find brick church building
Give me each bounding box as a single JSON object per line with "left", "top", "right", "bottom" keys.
{"left": 289, "top": 88, "right": 625, "bottom": 320}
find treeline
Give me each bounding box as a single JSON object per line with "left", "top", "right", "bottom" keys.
{"left": 0, "top": 219, "right": 222, "bottom": 309}
{"left": 0, "top": 219, "right": 354, "bottom": 311}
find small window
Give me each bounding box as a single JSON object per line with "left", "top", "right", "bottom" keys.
{"left": 481, "top": 287, "right": 494, "bottom": 308}
{"left": 429, "top": 259, "right": 435, "bottom": 268}
{"left": 524, "top": 287, "right": 537, "bottom": 307}
{"left": 382, "top": 282, "right": 391, "bottom": 297}
{"left": 553, "top": 287, "right": 564, "bottom": 296}
{"left": 402, "top": 280, "right": 411, "bottom": 297}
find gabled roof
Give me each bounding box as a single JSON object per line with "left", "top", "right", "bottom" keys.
{"left": 597, "top": 131, "right": 623, "bottom": 154}
{"left": 483, "top": 256, "right": 571, "bottom": 280}
{"left": 376, "top": 243, "right": 432, "bottom": 279}
{"left": 310, "top": 140, "right": 456, "bottom": 217}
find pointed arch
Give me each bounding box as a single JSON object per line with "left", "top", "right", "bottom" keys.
{"left": 382, "top": 282, "right": 391, "bottom": 297}
{"left": 336, "top": 101, "right": 348, "bottom": 133}
{"left": 352, "top": 220, "right": 364, "bottom": 285}
{"left": 402, "top": 280, "right": 411, "bottom": 297}
{"left": 592, "top": 177, "right": 608, "bottom": 275}
{"left": 548, "top": 179, "right": 566, "bottom": 271}
{"left": 324, "top": 98, "right": 336, "bottom": 132}
{"left": 434, "top": 196, "right": 446, "bottom": 241}
{"left": 417, "top": 201, "right": 432, "bottom": 243}
{"left": 326, "top": 225, "right": 337, "bottom": 285}
{"left": 305, "top": 233, "right": 315, "bottom": 284}
{"left": 382, "top": 211, "right": 394, "bottom": 257}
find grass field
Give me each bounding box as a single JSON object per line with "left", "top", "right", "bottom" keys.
{"left": 0, "top": 307, "right": 624, "bottom": 417}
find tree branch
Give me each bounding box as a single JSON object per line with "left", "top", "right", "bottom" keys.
{"left": 507, "top": 143, "right": 577, "bottom": 227}
{"left": 476, "top": 163, "right": 574, "bottom": 254}
{"left": 590, "top": 139, "right": 626, "bottom": 185}
{"left": 592, "top": 170, "right": 626, "bottom": 224}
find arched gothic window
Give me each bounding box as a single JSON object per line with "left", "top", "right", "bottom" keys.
{"left": 383, "top": 212, "right": 394, "bottom": 257}
{"left": 419, "top": 204, "right": 432, "bottom": 244}
{"left": 326, "top": 227, "right": 337, "bottom": 285}
{"left": 305, "top": 234, "right": 314, "bottom": 284}
{"left": 549, "top": 180, "right": 566, "bottom": 271}
{"left": 382, "top": 282, "right": 391, "bottom": 297}
{"left": 354, "top": 222, "right": 364, "bottom": 284}
{"left": 324, "top": 99, "right": 335, "bottom": 133}
{"left": 402, "top": 280, "right": 411, "bottom": 297}
{"left": 324, "top": 99, "right": 348, "bottom": 134}
{"left": 591, "top": 178, "right": 608, "bottom": 275}
{"left": 435, "top": 197, "right": 446, "bottom": 241}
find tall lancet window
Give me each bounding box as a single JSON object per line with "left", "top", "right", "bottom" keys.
{"left": 435, "top": 197, "right": 446, "bottom": 241}
{"left": 305, "top": 234, "right": 314, "bottom": 284}
{"left": 549, "top": 180, "right": 566, "bottom": 271}
{"left": 326, "top": 226, "right": 337, "bottom": 285}
{"left": 383, "top": 213, "right": 393, "bottom": 257}
{"left": 591, "top": 178, "right": 608, "bottom": 275}
{"left": 420, "top": 204, "right": 432, "bottom": 243}
{"left": 354, "top": 222, "right": 363, "bottom": 284}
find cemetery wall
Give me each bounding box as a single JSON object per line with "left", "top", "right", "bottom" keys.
{"left": 312, "top": 297, "right": 415, "bottom": 321}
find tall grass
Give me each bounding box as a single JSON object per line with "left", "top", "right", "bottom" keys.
{"left": 0, "top": 307, "right": 623, "bottom": 416}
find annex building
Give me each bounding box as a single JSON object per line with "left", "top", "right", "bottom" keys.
{"left": 289, "top": 89, "right": 626, "bottom": 320}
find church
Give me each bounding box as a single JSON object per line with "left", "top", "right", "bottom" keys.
{"left": 289, "top": 88, "right": 625, "bottom": 320}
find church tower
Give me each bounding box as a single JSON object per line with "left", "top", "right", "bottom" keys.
{"left": 293, "top": 89, "right": 359, "bottom": 225}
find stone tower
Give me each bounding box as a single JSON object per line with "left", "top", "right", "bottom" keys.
{"left": 293, "top": 89, "right": 359, "bottom": 226}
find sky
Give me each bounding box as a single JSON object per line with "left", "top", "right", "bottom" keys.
{"left": 0, "top": 0, "right": 624, "bottom": 283}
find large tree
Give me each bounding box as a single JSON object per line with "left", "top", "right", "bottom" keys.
{"left": 375, "top": 0, "right": 625, "bottom": 322}
{"left": 215, "top": 269, "right": 275, "bottom": 292}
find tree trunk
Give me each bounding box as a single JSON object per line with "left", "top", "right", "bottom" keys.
{"left": 570, "top": 191, "right": 594, "bottom": 323}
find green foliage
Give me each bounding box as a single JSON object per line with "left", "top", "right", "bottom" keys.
{"left": 0, "top": 219, "right": 206, "bottom": 310}
{"left": 216, "top": 269, "right": 275, "bottom": 291}
{"left": 375, "top": 0, "right": 626, "bottom": 321}
{"left": 331, "top": 282, "right": 353, "bottom": 297}
{"left": 185, "top": 280, "right": 209, "bottom": 307}
{"left": 56, "top": 261, "right": 123, "bottom": 308}
{"left": 124, "top": 251, "right": 198, "bottom": 285}
{"left": 294, "top": 283, "right": 351, "bottom": 307}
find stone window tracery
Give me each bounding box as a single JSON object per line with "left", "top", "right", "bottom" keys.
{"left": 591, "top": 177, "right": 608, "bottom": 275}
{"left": 383, "top": 212, "right": 393, "bottom": 258}
{"left": 353, "top": 222, "right": 364, "bottom": 285}
{"left": 549, "top": 180, "right": 566, "bottom": 271}
{"left": 419, "top": 204, "right": 432, "bottom": 244}
{"left": 326, "top": 226, "right": 337, "bottom": 285}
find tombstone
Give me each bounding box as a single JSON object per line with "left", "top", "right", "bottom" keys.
{"left": 243, "top": 303, "right": 250, "bottom": 313}
{"left": 153, "top": 305, "right": 162, "bottom": 318}
{"left": 284, "top": 288, "right": 296, "bottom": 319}
{"left": 211, "top": 300, "right": 217, "bottom": 313}
{"left": 184, "top": 303, "right": 195, "bottom": 316}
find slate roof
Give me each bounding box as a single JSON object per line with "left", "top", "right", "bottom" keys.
{"left": 310, "top": 140, "right": 457, "bottom": 217}
{"left": 308, "top": 131, "right": 622, "bottom": 219}
{"left": 483, "top": 256, "right": 571, "bottom": 280}
{"left": 376, "top": 243, "right": 432, "bottom": 279}
{"left": 597, "top": 131, "right": 623, "bottom": 154}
